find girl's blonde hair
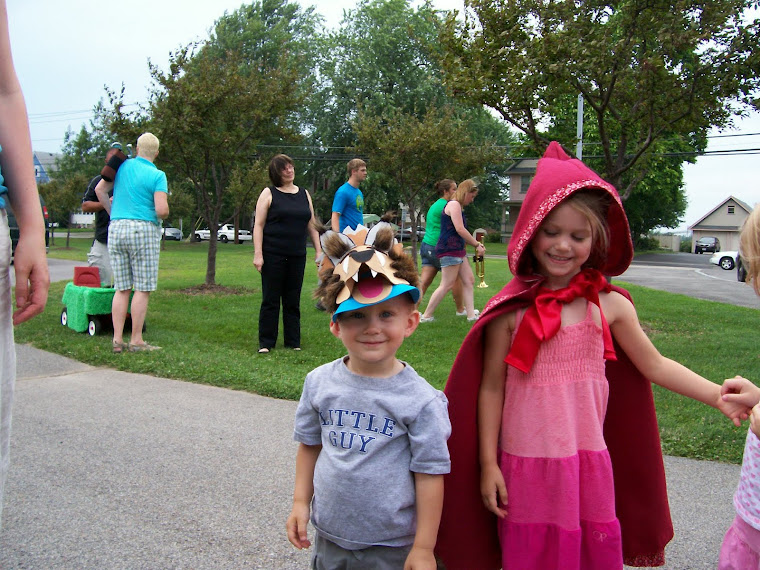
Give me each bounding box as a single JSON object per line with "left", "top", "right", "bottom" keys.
{"left": 740, "top": 206, "right": 760, "bottom": 294}
{"left": 558, "top": 190, "right": 611, "bottom": 270}
{"left": 454, "top": 179, "right": 478, "bottom": 205}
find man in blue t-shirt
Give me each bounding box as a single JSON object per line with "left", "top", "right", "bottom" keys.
{"left": 331, "top": 158, "right": 366, "bottom": 232}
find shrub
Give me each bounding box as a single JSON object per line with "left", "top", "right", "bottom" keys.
{"left": 635, "top": 235, "right": 661, "bottom": 251}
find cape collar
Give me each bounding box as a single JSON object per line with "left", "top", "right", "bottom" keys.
{"left": 505, "top": 268, "right": 616, "bottom": 372}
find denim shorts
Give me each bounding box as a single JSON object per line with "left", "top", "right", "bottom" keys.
{"left": 439, "top": 255, "right": 465, "bottom": 268}
{"left": 419, "top": 242, "right": 441, "bottom": 269}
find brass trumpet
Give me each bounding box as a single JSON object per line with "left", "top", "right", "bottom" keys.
{"left": 472, "top": 235, "right": 488, "bottom": 288}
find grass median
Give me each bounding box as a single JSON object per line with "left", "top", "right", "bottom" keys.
{"left": 19, "top": 237, "right": 760, "bottom": 464}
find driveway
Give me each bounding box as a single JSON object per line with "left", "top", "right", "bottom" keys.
{"left": 616, "top": 253, "right": 759, "bottom": 309}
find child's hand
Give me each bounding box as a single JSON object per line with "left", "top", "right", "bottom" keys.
{"left": 751, "top": 403, "right": 760, "bottom": 439}
{"left": 480, "top": 463, "right": 508, "bottom": 518}
{"left": 404, "top": 545, "right": 437, "bottom": 570}
{"left": 720, "top": 376, "right": 760, "bottom": 425}
{"left": 285, "top": 501, "right": 311, "bottom": 550}
{"left": 717, "top": 395, "right": 752, "bottom": 427}
{"left": 722, "top": 376, "right": 760, "bottom": 408}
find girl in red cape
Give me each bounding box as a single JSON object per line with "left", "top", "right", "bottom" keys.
{"left": 435, "top": 142, "right": 749, "bottom": 570}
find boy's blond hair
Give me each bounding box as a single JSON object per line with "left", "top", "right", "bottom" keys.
{"left": 740, "top": 206, "right": 760, "bottom": 294}
{"left": 137, "top": 132, "right": 160, "bottom": 159}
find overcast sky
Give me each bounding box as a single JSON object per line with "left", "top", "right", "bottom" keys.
{"left": 7, "top": 0, "right": 758, "bottom": 231}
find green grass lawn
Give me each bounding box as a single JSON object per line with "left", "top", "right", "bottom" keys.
{"left": 22, "top": 238, "right": 760, "bottom": 464}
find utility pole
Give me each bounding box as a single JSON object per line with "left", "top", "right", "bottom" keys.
{"left": 576, "top": 94, "right": 584, "bottom": 160}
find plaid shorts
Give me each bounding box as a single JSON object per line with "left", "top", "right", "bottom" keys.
{"left": 108, "top": 219, "right": 161, "bottom": 291}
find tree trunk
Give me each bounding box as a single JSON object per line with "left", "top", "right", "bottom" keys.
{"left": 409, "top": 206, "right": 419, "bottom": 267}
{"left": 205, "top": 227, "right": 218, "bottom": 286}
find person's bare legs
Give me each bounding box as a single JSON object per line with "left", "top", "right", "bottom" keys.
{"left": 128, "top": 290, "right": 150, "bottom": 346}
{"left": 422, "top": 265, "right": 465, "bottom": 313}
{"left": 421, "top": 264, "right": 460, "bottom": 320}
{"left": 420, "top": 265, "right": 438, "bottom": 297}
{"left": 451, "top": 276, "right": 465, "bottom": 314}
{"left": 111, "top": 289, "right": 131, "bottom": 346}
{"left": 458, "top": 261, "right": 477, "bottom": 319}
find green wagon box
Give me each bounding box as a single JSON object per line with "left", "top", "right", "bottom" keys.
{"left": 60, "top": 282, "right": 135, "bottom": 336}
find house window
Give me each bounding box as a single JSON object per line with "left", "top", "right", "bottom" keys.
{"left": 520, "top": 175, "right": 532, "bottom": 194}
{"left": 728, "top": 205, "right": 735, "bottom": 214}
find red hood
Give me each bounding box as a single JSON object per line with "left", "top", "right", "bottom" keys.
{"left": 508, "top": 141, "right": 633, "bottom": 278}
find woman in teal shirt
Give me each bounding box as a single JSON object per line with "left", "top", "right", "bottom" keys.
{"left": 419, "top": 179, "right": 464, "bottom": 314}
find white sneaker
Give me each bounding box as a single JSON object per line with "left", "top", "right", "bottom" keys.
{"left": 457, "top": 309, "right": 479, "bottom": 317}
{"left": 420, "top": 316, "right": 435, "bottom": 323}
{"left": 467, "top": 314, "right": 479, "bottom": 322}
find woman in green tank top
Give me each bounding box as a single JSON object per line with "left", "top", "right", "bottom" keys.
{"left": 419, "top": 179, "right": 464, "bottom": 314}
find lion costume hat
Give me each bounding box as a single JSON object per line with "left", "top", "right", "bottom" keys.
{"left": 316, "top": 223, "right": 420, "bottom": 321}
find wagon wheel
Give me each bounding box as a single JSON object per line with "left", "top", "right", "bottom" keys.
{"left": 60, "top": 308, "right": 68, "bottom": 327}
{"left": 87, "top": 317, "right": 102, "bottom": 336}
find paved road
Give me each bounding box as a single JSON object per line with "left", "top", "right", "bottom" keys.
{"left": 0, "top": 345, "right": 741, "bottom": 570}
{"left": 618, "top": 253, "right": 760, "bottom": 309}
{"left": 0, "top": 252, "right": 748, "bottom": 569}
{"left": 10, "top": 257, "right": 79, "bottom": 287}
{"left": 0, "top": 346, "right": 311, "bottom": 570}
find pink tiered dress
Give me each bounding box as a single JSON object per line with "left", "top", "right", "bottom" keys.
{"left": 498, "top": 302, "right": 623, "bottom": 569}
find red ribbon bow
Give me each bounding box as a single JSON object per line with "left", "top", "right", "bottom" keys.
{"left": 505, "top": 268, "right": 616, "bottom": 373}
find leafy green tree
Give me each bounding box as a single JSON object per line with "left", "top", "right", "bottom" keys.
{"left": 54, "top": 126, "right": 109, "bottom": 183}
{"left": 439, "top": 0, "right": 760, "bottom": 201}
{"left": 149, "top": 44, "right": 300, "bottom": 284}
{"left": 98, "top": 1, "right": 317, "bottom": 285}
{"left": 620, "top": 141, "right": 689, "bottom": 242}
{"left": 303, "top": 0, "right": 454, "bottom": 218}
{"left": 306, "top": 0, "right": 517, "bottom": 232}
{"left": 207, "top": 0, "right": 323, "bottom": 139}
{"left": 39, "top": 173, "right": 89, "bottom": 248}
{"left": 545, "top": 94, "right": 696, "bottom": 236}
{"left": 313, "top": 0, "right": 448, "bottom": 146}
{"left": 353, "top": 105, "right": 504, "bottom": 262}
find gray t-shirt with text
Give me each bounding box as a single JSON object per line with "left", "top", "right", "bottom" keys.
{"left": 293, "top": 357, "right": 451, "bottom": 550}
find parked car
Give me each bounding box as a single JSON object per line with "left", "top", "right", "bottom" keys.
{"left": 737, "top": 252, "right": 747, "bottom": 282}
{"left": 709, "top": 250, "right": 737, "bottom": 270}
{"left": 694, "top": 236, "right": 720, "bottom": 254}
{"left": 194, "top": 224, "right": 252, "bottom": 243}
{"left": 7, "top": 194, "right": 49, "bottom": 258}
{"left": 161, "top": 226, "right": 182, "bottom": 241}
{"left": 397, "top": 226, "right": 425, "bottom": 241}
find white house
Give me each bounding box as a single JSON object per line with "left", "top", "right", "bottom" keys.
{"left": 688, "top": 196, "right": 752, "bottom": 251}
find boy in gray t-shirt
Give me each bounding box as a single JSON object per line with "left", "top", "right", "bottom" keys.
{"left": 286, "top": 223, "right": 451, "bottom": 569}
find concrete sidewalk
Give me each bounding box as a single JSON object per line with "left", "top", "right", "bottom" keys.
{"left": 0, "top": 344, "right": 742, "bottom": 569}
